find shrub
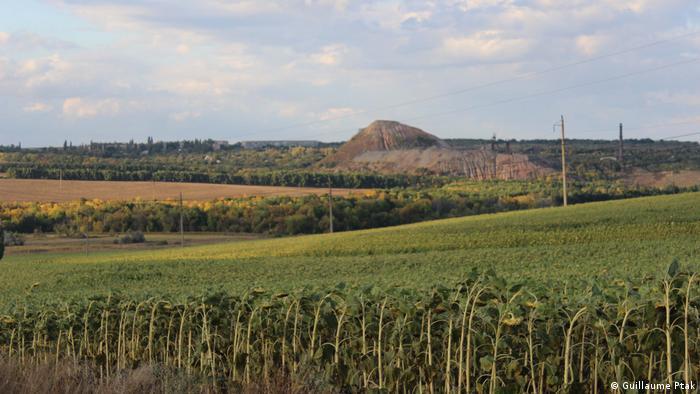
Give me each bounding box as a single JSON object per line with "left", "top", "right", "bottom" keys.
{"left": 113, "top": 231, "right": 146, "bottom": 245}
{"left": 3, "top": 232, "right": 25, "bottom": 247}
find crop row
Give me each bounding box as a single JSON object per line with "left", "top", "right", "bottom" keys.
{"left": 0, "top": 265, "right": 697, "bottom": 392}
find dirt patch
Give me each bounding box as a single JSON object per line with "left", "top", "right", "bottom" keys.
{"left": 624, "top": 169, "right": 700, "bottom": 188}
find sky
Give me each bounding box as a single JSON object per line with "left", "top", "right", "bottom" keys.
{"left": 0, "top": 0, "right": 699, "bottom": 147}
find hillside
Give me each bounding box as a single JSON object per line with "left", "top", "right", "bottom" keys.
{"left": 3, "top": 191, "right": 699, "bottom": 301}
{"left": 323, "top": 120, "right": 551, "bottom": 179}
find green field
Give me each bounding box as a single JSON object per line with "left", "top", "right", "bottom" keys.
{"left": 2, "top": 192, "right": 700, "bottom": 392}
{"left": 3, "top": 192, "right": 699, "bottom": 304}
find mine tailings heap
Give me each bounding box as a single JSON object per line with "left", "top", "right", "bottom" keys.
{"left": 322, "top": 120, "right": 552, "bottom": 180}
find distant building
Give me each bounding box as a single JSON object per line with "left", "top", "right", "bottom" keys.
{"left": 240, "top": 140, "right": 322, "bottom": 149}
{"left": 212, "top": 140, "right": 229, "bottom": 151}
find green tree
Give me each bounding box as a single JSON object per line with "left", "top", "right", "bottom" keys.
{"left": 0, "top": 230, "right": 4, "bottom": 261}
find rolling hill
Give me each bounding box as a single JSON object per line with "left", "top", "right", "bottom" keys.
{"left": 3, "top": 191, "right": 698, "bottom": 302}
{"left": 3, "top": 191, "right": 699, "bottom": 392}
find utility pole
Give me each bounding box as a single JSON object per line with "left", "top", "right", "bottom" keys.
{"left": 618, "top": 123, "right": 624, "bottom": 168}
{"left": 328, "top": 178, "right": 334, "bottom": 233}
{"left": 559, "top": 115, "right": 568, "bottom": 207}
{"left": 179, "top": 192, "right": 185, "bottom": 247}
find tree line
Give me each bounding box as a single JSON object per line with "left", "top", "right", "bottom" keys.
{"left": 2, "top": 164, "right": 445, "bottom": 189}
{"left": 1, "top": 182, "right": 693, "bottom": 236}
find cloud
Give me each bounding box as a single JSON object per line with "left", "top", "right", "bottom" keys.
{"left": 62, "top": 97, "right": 120, "bottom": 118}
{"left": 21, "top": 55, "right": 71, "bottom": 89}
{"left": 0, "top": 31, "right": 75, "bottom": 51}
{"left": 575, "top": 34, "right": 607, "bottom": 56}
{"left": 318, "top": 107, "right": 356, "bottom": 120}
{"left": 400, "top": 10, "right": 433, "bottom": 25}
{"left": 310, "top": 44, "right": 347, "bottom": 66}
{"left": 277, "top": 104, "right": 300, "bottom": 118}
{"left": 307, "top": 0, "right": 350, "bottom": 11}
{"left": 23, "top": 102, "right": 53, "bottom": 113}
{"left": 439, "top": 30, "right": 531, "bottom": 61}
{"left": 170, "top": 110, "right": 202, "bottom": 122}
{"left": 2, "top": 0, "right": 698, "bottom": 146}
{"left": 646, "top": 91, "right": 700, "bottom": 107}
{"left": 450, "top": 0, "right": 515, "bottom": 12}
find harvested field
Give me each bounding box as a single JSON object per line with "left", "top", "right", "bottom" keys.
{"left": 4, "top": 232, "right": 265, "bottom": 256}
{"left": 0, "top": 179, "right": 369, "bottom": 202}
{"left": 624, "top": 169, "right": 700, "bottom": 188}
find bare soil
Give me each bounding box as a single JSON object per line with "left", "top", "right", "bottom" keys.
{"left": 624, "top": 169, "right": 700, "bottom": 188}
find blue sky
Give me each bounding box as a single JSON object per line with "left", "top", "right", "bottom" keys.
{"left": 1, "top": 0, "right": 699, "bottom": 147}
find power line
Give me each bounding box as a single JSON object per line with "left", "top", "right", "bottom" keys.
{"left": 243, "top": 57, "right": 700, "bottom": 143}
{"left": 400, "top": 57, "right": 700, "bottom": 124}
{"left": 660, "top": 131, "right": 700, "bottom": 140}
{"left": 574, "top": 119, "right": 700, "bottom": 134}
{"left": 512, "top": 119, "right": 700, "bottom": 138}
{"left": 237, "top": 29, "right": 700, "bottom": 140}
{"left": 261, "top": 56, "right": 699, "bottom": 143}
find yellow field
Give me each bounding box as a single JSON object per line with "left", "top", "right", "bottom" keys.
{"left": 0, "top": 179, "right": 368, "bottom": 202}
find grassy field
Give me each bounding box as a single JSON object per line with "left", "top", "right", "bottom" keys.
{"left": 2, "top": 191, "right": 698, "bottom": 303}
{"left": 1, "top": 192, "right": 699, "bottom": 392}
{"left": 0, "top": 178, "right": 368, "bottom": 202}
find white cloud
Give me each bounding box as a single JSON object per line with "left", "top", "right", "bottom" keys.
{"left": 440, "top": 30, "right": 531, "bottom": 61}
{"left": 19, "top": 59, "right": 39, "bottom": 75}
{"left": 62, "top": 97, "right": 120, "bottom": 118}
{"left": 318, "top": 107, "right": 356, "bottom": 120}
{"left": 451, "top": 0, "right": 514, "bottom": 12}
{"left": 22, "top": 55, "right": 71, "bottom": 89}
{"left": 647, "top": 91, "right": 700, "bottom": 107}
{"left": 23, "top": 102, "right": 52, "bottom": 113}
{"left": 310, "top": 44, "right": 347, "bottom": 66}
{"left": 400, "top": 10, "right": 432, "bottom": 24}
{"left": 1, "top": 0, "right": 698, "bottom": 146}
{"left": 201, "top": 1, "right": 286, "bottom": 15}
{"left": 160, "top": 78, "right": 229, "bottom": 96}
{"left": 575, "top": 34, "right": 607, "bottom": 56}
{"left": 302, "top": 0, "right": 350, "bottom": 11}
{"left": 277, "top": 104, "right": 300, "bottom": 118}
{"left": 170, "top": 110, "right": 202, "bottom": 122}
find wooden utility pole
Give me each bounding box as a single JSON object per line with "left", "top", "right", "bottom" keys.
{"left": 328, "top": 179, "right": 334, "bottom": 233}
{"left": 560, "top": 115, "right": 568, "bottom": 207}
{"left": 618, "top": 123, "right": 624, "bottom": 167}
{"left": 179, "top": 192, "right": 185, "bottom": 247}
